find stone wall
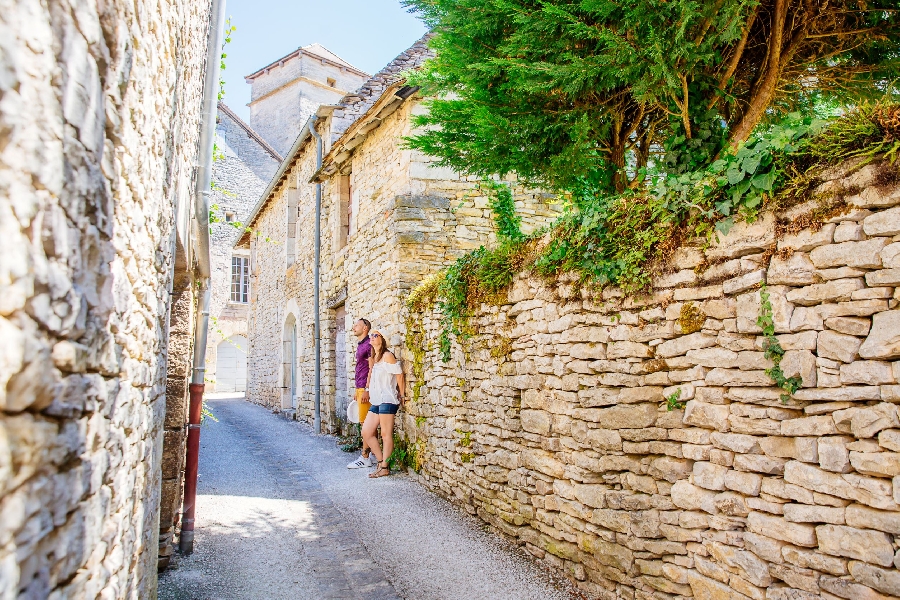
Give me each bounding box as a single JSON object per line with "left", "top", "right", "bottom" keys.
{"left": 0, "top": 0, "right": 210, "bottom": 596}
{"left": 405, "top": 161, "right": 900, "bottom": 600}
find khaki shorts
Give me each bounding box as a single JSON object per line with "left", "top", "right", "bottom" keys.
{"left": 355, "top": 388, "right": 371, "bottom": 423}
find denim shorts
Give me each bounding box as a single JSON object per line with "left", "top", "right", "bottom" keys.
{"left": 369, "top": 403, "right": 400, "bottom": 415}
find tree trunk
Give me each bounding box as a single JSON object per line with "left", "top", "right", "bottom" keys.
{"left": 728, "top": 0, "right": 788, "bottom": 148}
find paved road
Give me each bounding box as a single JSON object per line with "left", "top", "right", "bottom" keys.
{"left": 158, "top": 396, "right": 578, "bottom": 600}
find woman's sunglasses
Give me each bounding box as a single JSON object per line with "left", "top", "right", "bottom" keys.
{"left": 370, "top": 333, "right": 381, "bottom": 338}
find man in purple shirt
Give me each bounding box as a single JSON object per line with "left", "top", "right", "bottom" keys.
{"left": 347, "top": 318, "right": 375, "bottom": 469}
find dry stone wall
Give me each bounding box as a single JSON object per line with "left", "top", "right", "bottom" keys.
{"left": 406, "top": 161, "right": 900, "bottom": 600}
{"left": 1, "top": 0, "right": 210, "bottom": 596}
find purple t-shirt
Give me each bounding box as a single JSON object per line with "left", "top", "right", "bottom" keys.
{"left": 355, "top": 337, "right": 372, "bottom": 389}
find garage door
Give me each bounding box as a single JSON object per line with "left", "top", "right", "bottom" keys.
{"left": 216, "top": 336, "right": 248, "bottom": 393}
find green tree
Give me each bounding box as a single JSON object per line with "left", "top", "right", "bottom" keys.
{"left": 404, "top": 0, "right": 900, "bottom": 194}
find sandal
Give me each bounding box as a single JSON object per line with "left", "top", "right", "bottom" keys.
{"left": 368, "top": 461, "right": 391, "bottom": 478}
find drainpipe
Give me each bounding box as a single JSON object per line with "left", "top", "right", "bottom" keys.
{"left": 308, "top": 117, "right": 323, "bottom": 434}
{"left": 180, "top": 0, "right": 227, "bottom": 556}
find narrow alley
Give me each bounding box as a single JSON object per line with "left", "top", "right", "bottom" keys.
{"left": 157, "top": 396, "right": 579, "bottom": 600}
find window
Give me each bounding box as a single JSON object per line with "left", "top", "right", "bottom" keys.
{"left": 335, "top": 173, "right": 351, "bottom": 249}
{"left": 231, "top": 256, "right": 250, "bottom": 303}
{"left": 327, "top": 77, "right": 336, "bottom": 87}
{"left": 225, "top": 211, "right": 235, "bottom": 223}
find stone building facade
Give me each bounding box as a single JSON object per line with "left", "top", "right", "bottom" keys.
{"left": 204, "top": 103, "right": 281, "bottom": 394}
{"left": 1, "top": 0, "right": 213, "bottom": 596}
{"left": 407, "top": 161, "right": 900, "bottom": 599}
{"left": 244, "top": 44, "right": 369, "bottom": 157}
{"left": 237, "top": 37, "right": 560, "bottom": 428}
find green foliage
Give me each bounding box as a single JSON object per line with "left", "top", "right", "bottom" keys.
{"left": 404, "top": 0, "right": 900, "bottom": 195}
{"left": 201, "top": 400, "right": 218, "bottom": 424}
{"left": 408, "top": 105, "right": 900, "bottom": 356}
{"left": 415, "top": 415, "right": 426, "bottom": 428}
{"left": 338, "top": 423, "right": 363, "bottom": 452}
{"left": 756, "top": 284, "right": 802, "bottom": 403}
{"left": 218, "top": 18, "right": 236, "bottom": 101}
{"left": 457, "top": 429, "right": 473, "bottom": 447}
{"left": 481, "top": 180, "right": 524, "bottom": 242}
{"left": 664, "top": 389, "right": 684, "bottom": 412}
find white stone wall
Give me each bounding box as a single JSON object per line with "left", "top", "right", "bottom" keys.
{"left": 0, "top": 0, "right": 210, "bottom": 596}
{"left": 406, "top": 161, "right": 900, "bottom": 600}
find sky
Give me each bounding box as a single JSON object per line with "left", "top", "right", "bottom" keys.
{"left": 220, "top": 0, "right": 429, "bottom": 123}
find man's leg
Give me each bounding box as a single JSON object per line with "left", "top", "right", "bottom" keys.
{"left": 348, "top": 389, "right": 374, "bottom": 468}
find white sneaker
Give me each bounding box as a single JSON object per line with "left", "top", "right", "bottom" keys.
{"left": 347, "top": 455, "right": 374, "bottom": 469}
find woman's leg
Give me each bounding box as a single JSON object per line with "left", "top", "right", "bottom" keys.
{"left": 379, "top": 412, "right": 396, "bottom": 466}
{"left": 361, "top": 410, "right": 382, "bottom": 463}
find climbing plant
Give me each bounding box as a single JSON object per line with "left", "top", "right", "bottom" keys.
{"left": 756, "top": 284, "right": 802, "bottom": 403}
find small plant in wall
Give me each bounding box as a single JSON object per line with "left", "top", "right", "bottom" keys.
{"left": 756, "top": 284, "right": 802, "bottom": 403}
{"left": 664, "top": 388, "right": 684, "bottom": 411}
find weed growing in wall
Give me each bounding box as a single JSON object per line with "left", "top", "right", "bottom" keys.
{"left": 756, "top": 284, "right": 802, "bottom": 403}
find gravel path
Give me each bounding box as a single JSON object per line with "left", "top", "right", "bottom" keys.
{"left": 158, "top": 395, "right": 578, "bottom": 600}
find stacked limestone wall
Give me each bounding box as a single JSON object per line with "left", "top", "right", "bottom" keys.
{"left": 0, "top": 0, "right": 210, "bottom": 596}
{"left": 406, "top": 161, "right": 900, "bottom": 600}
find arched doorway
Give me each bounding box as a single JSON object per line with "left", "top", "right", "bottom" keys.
{"left": 216, "top": 335, "right": 248, "bottom": 393}
{"left": 282, "top": 314, "right": 298, "bottom": 409}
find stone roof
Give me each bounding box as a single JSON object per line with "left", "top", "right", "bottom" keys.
{"left": 245, "top": 43, "right": 370, "bottom": 80}
{"left": 235, "top": 35, "right": 434, "bottom": 247}
{"left": 217, "top": 102, "right": 283, "bottom": 163}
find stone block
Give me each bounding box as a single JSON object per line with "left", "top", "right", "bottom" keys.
{"left": 606, "top": 340, "right": 653, "bottom": 359}
{"left": 781, "top": 415, "right": 837, "bottom": 437}
{"left": 783, "top": 503, "right": 845, "bottom": 524}
{"left": 724, "top": 470, "right": 762, "bottom": 496}
{"left": 859, "top": 311, "right": 900, "bottom": 360}
{"left": 656, "top": 333, "right": 717, "bottom": 358}
{"left": 809, "top": 237, "right": 890, "bottom": 269}
{"left": 520, "top": 409, "right": 552, "bottom": 435}
{"left": 688, "top": 570, "right": 752, "bottom": 600}
{"left": 879, "top": 429, "right": 900, "bottom": 452}
{"left": 881, "top": 242, "right": 900, "bottom": 268}
{"left": 782, "top": 545, "right": 848, "bottom": 576}
{"left": 780, "top": 350, "right": 817, "bottom": 388}
{"left": 776, "top": 330, "right": 819, "bottom": 351}
{"left": 849, "top": 403, "right": 899, "bottom": 438}
{"left": 816, "top": 524, "right": 895, "bottom": 566}
{"left": 723, "top": 269, "right": 766, "bottom": 295}
{"left": 706, "top": 213, "right": 776, "bottom": 261}
{"left": 710, "top": 431, "right": 761, "bottom": 454}
{"left": 817, "top": 330, "right": 863, "bottom": 363}
{"left": 845, "top": 503, "right": 900, "bottom": 535}
{"left": 733, "top": 453, "right": 786, "bottom": 474}
{"left": 793, "top": 386, "right": 881, "bottom": 402}
{"left": 574, "top": 403, "right": 658, "bottom": 429}
{"left": 824, "top": 316, "right": 871, "bottom": 336}
{"left": 850, "top": 451, "right": 900, "bottom": 478}
{"left": 769, "top": 253, "right": 817, "bottom": 286}
{"left": 738, "top": 287, "right": 792, "bottom": 333}
{"left": 693, "top": 461, "right": 728, "bottom": 491}
{"left": 834, "top": 220, "right": 865, "bottom": 242}
{"left": 521, "top": 449, "right": 566, "bottom": 478}
{"left": 747, "top": 511, "right": 817, "bottom": 547}
{"left": 784, "top": 460, "right": 898, "bottom": 510}
{"left": 671, "top": 480, "right": 717, "bottom": 514}
{"left": 760, "top": 436, "right": 819, "bottom": 463}
{"left": 683, "top": 401, "right": 730, "bottom": 432}
{"left": 862, "top": 206, "right": 900, "bottom": 236}
{"left": 848, "top": 561, "right": 900, "bottom": 597}
{"left": 865, "top": 269, "right": 900, "bottom": 286}
{"left": 789, "top": 306, "right": 824, "bottom": 332}
{"left": 788, "top": 278, "right": 866, "bottom": 307}
{"left": 841, "top": 361, "right": 896, "bottom": 385}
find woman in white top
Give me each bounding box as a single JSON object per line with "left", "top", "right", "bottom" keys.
{"left": 361, "top": 330, "right": 406, "bottom": 478}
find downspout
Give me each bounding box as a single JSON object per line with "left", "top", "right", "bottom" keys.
{"left": 308, "top": 117, "right": 323, "bottom": 434}
{"left": 180, "top": 0, "right": 227, "bottom": 556}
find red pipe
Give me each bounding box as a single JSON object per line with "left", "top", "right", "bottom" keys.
{"left": 179, "top": 382, "right": 205, "bottom": 554}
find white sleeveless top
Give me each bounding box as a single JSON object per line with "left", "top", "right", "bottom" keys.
{"left": 369, "top": 359, "right": 403, "bottom": 405}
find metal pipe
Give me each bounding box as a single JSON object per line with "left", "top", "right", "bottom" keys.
{"left": 308, "top": 117, "right": 323, "bottom": 434}
{"left": 180, "top": 0, "right": 226, "bottom": 556}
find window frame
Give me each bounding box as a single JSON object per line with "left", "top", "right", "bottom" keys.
{"left": 231, "top": 255, "right": 250, "bottom": 303}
